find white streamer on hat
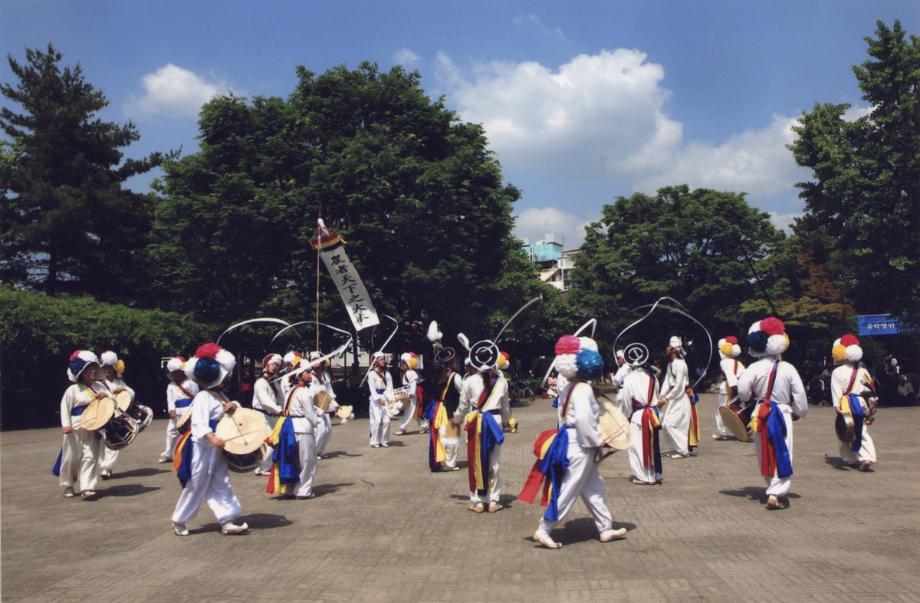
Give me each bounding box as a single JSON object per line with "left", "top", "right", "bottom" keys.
{"left": 359, "top": 314, "right": 400, "bottom": 386}
{"left": 217, "top": 317, "right": 292, "bottom": 345}
{"left": 540, "top": 317, "right": 599, "bottom": 386}
{"left": 613, "top": 296, "right": 713, "bottom": 390}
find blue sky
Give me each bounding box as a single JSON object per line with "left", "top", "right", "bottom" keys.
{"left": 3, "top": 0, "right": 918, "bottom": 246}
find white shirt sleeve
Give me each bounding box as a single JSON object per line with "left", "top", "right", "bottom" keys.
{"left": 254, "top": 378, "right": 284, "bottom": 415}
{"left": 166, "top": 383, "right": 178, "bottom": 413}
{"left": 60, "top": 385, "right": 76, "bottom": 429}
{"left": 787, "top": 363, "right": 808, "bottom": 418}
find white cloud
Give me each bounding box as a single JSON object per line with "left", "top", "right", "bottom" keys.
{"left": 513, "top": 13, "right": 566, "bottom": 39}
{"left": 392, "top": 48, "right": 420, "bottom": 69}
{"left": 636, "top": 114, "right": 809, "bottom": 197}
{"left": 767, "top": 211, "right": 802, "bottom": 233}
{"left": 437, "top": 49, "right": 682, "bottom": 179}
{"left": 127, "top": 64, "right": 231, "bottom": 118}
{"left": 515, "top": 206, "right": 592, "bottom": 248}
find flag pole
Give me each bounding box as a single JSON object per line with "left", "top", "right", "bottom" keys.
{"left": 315, "top": 209, "right": 322, "bottom": 353}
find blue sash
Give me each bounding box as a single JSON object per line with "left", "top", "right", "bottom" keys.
{"left": 475, "top": 411, "right": 505, "bottom": 495}
{"left": 177, "top": 418, "right": 219, "bottom": 487}
{"left": 764, "top": 402, "right": 794, "bottom": 478}
{"left": 846, "top": 393, "right": 866, "bottom": 453}
{"left": 540, "top": 427, "right": 570, "bottom": 521}
{"left": 175, "top": 398, "right": 192, "bottom": 409}
{"left": 272, "top": 418, "right": 300, "bottom": 485}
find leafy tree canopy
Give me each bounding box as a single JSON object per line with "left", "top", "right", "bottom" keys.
{"left": 0, "top": 44, "right": 165, "bottom": 298}
{"left": 790, "top": 20, "right": 920, "bottom": 325}
{"left": 570, "top": 185, "right": 784, "bottom": 355}
{"left": 149, "top": 62, "right": 559, "bottom": 347}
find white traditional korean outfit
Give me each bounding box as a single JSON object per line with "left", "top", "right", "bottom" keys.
{"left": 368, "top": 369, "right": 394, "bottom": 447}
{"left": 738, "top": 357, "right": 808, "bottom": 498}
{"left": 453, "top": 371, "right": 510, "bottom": 505}
{"left": 536, "top": 381, "right": 615, "bottom": 535}
{"left": 659, "top": 357, "right": 691, "bottom": 456}
{"left": 252, "top": 375, "right": 283, "bottom": 473}
{"left": 287, "top": 385, "right": 321, "bottom": 497}
{"left": 714, "top": 357, "right": 745, "bottom": 438}
{"left": 830, "top": 364, "right": 877, "bottom": 464}
{"left": 624, "top": 368, "right": 662, "bottom": 484}
{"left": 171, "top": 391, "right": 243, "bottom": 527}
{"left": 58, "top": 383, "right": 106, "bottom": 492}
{"left": 160, "top": 379, "right": 199, "bottom": 462}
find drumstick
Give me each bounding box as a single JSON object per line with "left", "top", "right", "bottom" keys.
{"left": 221, "top": 430, "right": 265, "bottom": 443}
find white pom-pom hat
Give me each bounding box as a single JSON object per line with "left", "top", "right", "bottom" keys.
{"left": 718, "top": 336, "right": 742, "bottom": 359}
{"left": 832, "top": 333, "right": 862, "bottom": 364}
{"left": 166, "top": 356, "right": 186, "bottom": 373}
{"left": 100, "top": 350, "right": 119, "bottom": 367}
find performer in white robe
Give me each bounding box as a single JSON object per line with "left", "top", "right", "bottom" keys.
{"left": 57, "top": 350, "right": 105, "bottom": 500}
{"left": 97, "top": 351, "right": 135, "bottom": 478}
{"left": 367, "top": 353, "right": 394, "bottom": 448}
{"left": 252, "top": 353, "right": 284, "bottom": 475}
{"left": 830, "top": 334, "right": 877, "bottom": 470}
{"left": 160, "top": 357, "right": 199, "bottom": 462}
{"left": 397, "top": 352, "right": 426, "bottom": 434}
{"left": 286, "top": 368, "right": 321, "bottom": 498}
{"left": 713, "top": 337, "right": 745, "bottom": 440}
{"left": 625, "top": 364, "right": 663, "bottom": 485}
{"left": 528, "top": 335, "right": 626, "bottom": 549}
{"left": 737, "top": 318, "right": 808, "bottom": 509}
{"left": 309, "top": 351, "right": 339, "bottom": 458}
{"left": 453, "top": 360, "right": 510, "bottom": 513}
{"left": 611, "top": 350, "right": 634, "bottom": 417}
{"left": 171, "top": 343, "right": 248, "bottom": 536}
{"left": 658, "top": 337, "right": 692, "bottom": 458}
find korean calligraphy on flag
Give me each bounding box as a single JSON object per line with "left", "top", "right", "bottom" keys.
{"left": 310, "top": 219, "right": 381, "bottom": 330}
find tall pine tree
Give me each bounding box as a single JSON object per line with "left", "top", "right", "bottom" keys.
{"left": 1, "top": 44, "right": 164, "bottom": 298}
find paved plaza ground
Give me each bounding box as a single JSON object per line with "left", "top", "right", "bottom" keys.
{"left": 2, "top": 394, "right": 920, "bottom": 602}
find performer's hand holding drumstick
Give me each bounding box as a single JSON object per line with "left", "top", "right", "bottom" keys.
{"left": 207, "top": 433, "right": 226, "bottom": 448}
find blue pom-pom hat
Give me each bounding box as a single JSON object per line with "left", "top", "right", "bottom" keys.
{"left": 67, "top": 350, "right": 100, "bottom": 383}
{"left": 184, "top": 343, "right": 236, "bottom": 389}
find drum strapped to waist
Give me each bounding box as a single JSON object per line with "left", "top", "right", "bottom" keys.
{"left": 385, "top": 398, "right": 403, "bottom": 418}
{"left": 176, "top": 407, "right": 193, "bottom": 434}
{"left": 215, "top": 407, "right": 271, "bottom": 473}
{"left": 79, "top": 396, "right": 140, "bottom": 450}
{"left": 718, "top": 398, "right": 754, "bottom": 441}
{"left": 315, "top": 390, "right": 333, "bottom": 412}
{"left": 596, "top": 395, "right": 631, "bottom": 451}
{"left": 835, "top": 394, "right": 857, "bottom": 444}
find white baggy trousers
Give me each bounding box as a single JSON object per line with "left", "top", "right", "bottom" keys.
{"left": 538, "top": 429, "right": 613, "bottom": 534}
{"left": 171, "top": 442, "right": 242, "bottom": 526}
{"left": 753, "top": 404, "right": 795, "bottom": 498}
{"left": 59, "top": 429, "right": 101, "bottom": 491}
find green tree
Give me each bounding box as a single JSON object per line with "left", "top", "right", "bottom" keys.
{"left": 570, "top": 185, "right": 784, "bottom": 352}
{"left": 0, "top": 44, "right": 164, "bottom": 298}
{"left": 790, "top": 20, "right": 920, "bottom": 325}
{"left": 149, "top": 62, "right": 548, "bottom": 345}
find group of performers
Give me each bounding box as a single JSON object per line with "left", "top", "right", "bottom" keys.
{"left": 54, "top": 314, "right": 880, "bottom": 544}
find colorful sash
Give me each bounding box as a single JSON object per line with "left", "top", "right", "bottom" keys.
{"left": 750, "top": 362, "right": 793, "bottom": 479}
{"left": 174, "top": 418, "right": 219, "bottom": 487}
{"left": 265, "top": 386, "right": 302, "bottom": 495}
{"left": 424, "top": 400, "right": 448, "bottom": 471}
{"left": 518, "top": 385, "right": 576, "bottom": 519}
{"left": 687, "top": 386, "right": 701, "bottom": 447}
{"left": 842, "top": 393, "right": 866, "bottom": 453}
{"left": 636, "top": 375, "right": 662, "bottom": 473}
{"left": 464, "top": 374, "right": 505, "bottom": 495}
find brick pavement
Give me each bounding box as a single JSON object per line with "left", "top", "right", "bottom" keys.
{"left": 2, "top": 395, "right": 920, "bottom": 602}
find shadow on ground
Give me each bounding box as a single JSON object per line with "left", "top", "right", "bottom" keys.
{"left": 196, "top": 512, "right": 292, "bottom": 534}
{"left": 539, "top": 517, "right": 638, "bottom": 546}
{"left": 101, "top": 484, "right": 161, "bottom": 497}
{"left": 111, "top": 467, "right": 170, "bottom": 479}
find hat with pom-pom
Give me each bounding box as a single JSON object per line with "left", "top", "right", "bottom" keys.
{"left": 832, "top": 333, "right": 862, "bottom": 364}
{"left": 67, "top": 350, "right": 100, "bottom": 383}
{"left": 185, "top": 343, "right": 236, "bottom": 389}
{"left": 746, "top": 317, "right": 789, "bottom": 358}
{"left": 100, "top": 350, "right": 118, "bottom": 367}
{"left": 166, "top": 356, "right": 186, "bottom": 373}
{"left": 554, "top": 335, "right": 604, "bottom": 381}
{"left": 497, "top": 351, "right": 510, "bottom": 371}
{"left": 399, "top": 352, "right": 418, "bottom": 369}
{"left": 718, "top": 336, "right": 741, "bottom": 359}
